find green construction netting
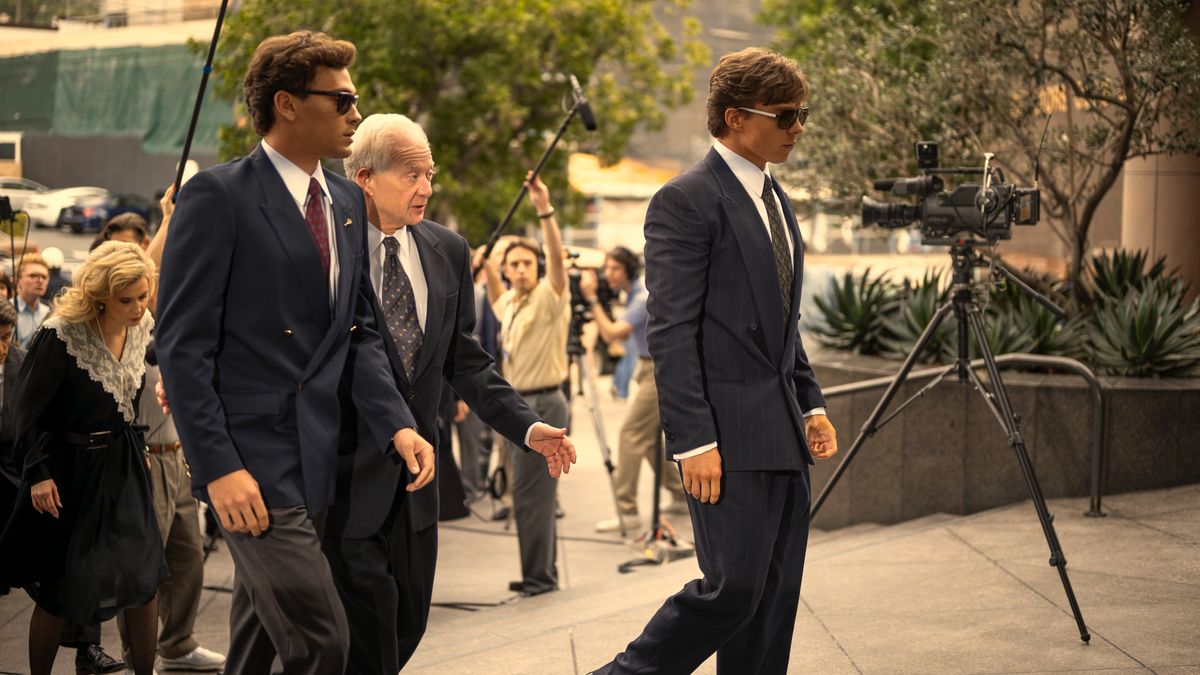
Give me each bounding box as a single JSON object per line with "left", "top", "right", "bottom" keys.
{"left": 0, "top": 44, "right": 233, "bottom": 154}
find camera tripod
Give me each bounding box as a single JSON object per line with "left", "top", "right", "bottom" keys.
{"left": 566, "top": 313, "right": 631, "bottom": 538}
{"left": 813, "top": 241, "right": 1090, "bottom": 642}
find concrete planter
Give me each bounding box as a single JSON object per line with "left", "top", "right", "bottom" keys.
{"left": 807, "top": 345, "right": 1200, "bottom": 530}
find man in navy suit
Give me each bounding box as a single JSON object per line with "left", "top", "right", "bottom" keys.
{"left": 324, "top": 113, "right": 576, "bottom": 673}
{"left": 594, "top": 48, "right": 839, "bottom": 674}
{"left": 157, "top": 32, "right": 436, "bottom": 674}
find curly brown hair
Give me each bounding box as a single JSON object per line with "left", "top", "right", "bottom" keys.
{"left": 243, "top": 31, "right": 357, "bottom": 136}
{"left": 706, "top": 48, "right": 809, "bottom": 139}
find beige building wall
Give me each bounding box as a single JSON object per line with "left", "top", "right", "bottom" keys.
{"left": 1119, "top": 3, "right": 1200, "bottom": 299}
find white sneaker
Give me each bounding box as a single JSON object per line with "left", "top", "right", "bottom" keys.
{"left": 158, "top": 645, "right": 227, "bottom": 671}
{"left": 595, "top": 513, "right": 641, "bottom": 532}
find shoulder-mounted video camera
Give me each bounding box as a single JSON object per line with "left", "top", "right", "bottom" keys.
{"left": 861, "top": 141, "right": 1040, "bottom": 245}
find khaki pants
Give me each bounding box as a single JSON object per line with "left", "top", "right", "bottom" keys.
{"left": 615, "top": 359, "right": 684, "bottom": 515}
{"left": 119, "top": 446, "right": 204, "bottom": 659}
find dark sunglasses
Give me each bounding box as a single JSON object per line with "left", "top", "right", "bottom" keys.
{"left": 737, "top": 106, "right": 810, "bottom": 129}
{"left": 288, "top": 89, "right": 359, "bottom": 115}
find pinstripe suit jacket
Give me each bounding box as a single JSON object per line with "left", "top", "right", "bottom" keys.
{"left": 645, "top": 147, "right": 825, "bottom": 471}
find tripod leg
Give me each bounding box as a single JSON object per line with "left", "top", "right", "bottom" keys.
{"left": 574, "top": 351, "right": 630, "bottom": 537}
{"left": 813, "top": 301, "right": 956, "bottom": 517}
{"left": 964, "top": 310, "right": 1091, "bottom": 642}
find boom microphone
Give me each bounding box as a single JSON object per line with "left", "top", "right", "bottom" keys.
{"left": 569, "top": 74, "right": 598, "bottom": 131}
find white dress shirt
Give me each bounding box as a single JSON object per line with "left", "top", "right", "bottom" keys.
{"left": 673, "top": 143, "right": 825, "bottom": 462}
{"left": 366, "top": 224, "right": 428, "bottom": 331}
{"left": 261, "top": 140, "right": 340, "bottom": 305}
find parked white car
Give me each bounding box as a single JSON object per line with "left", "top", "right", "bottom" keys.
{"left": 23, "top": 186, "right": 109, "bottom": 228}
{"left": 0, "top": 176, "right": 50, "bottom": 214}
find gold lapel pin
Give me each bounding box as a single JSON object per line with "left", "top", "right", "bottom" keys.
{"left": 343, "top": 218, "right": 353, "bottom": 228}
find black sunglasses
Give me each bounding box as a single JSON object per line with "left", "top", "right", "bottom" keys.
{"left": 737, "top": 106, "right": 810, "bottom": 129}
{"left": 288, "top": 89, "right": 359, "bottom": 115}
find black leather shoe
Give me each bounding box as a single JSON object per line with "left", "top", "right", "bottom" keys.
{"left": 75, "top": 643, "right": 125, "bottom": 674}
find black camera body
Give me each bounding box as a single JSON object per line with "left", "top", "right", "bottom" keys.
{"left": 861, "top": 142, "right": 1039, "bottom": 244}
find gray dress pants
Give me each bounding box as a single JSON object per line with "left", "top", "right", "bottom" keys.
{"left": 221, "top": 506, "right": 349, "bottom": 675}
{"left": 506, "top": 389, "right": 568, "bottom": 594}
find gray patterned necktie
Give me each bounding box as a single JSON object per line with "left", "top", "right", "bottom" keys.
{"left": 761, "top": 176, "right": 794, "bottom": 321}
{"left": 382, "top": 236, "right": 422, "bottom": 378}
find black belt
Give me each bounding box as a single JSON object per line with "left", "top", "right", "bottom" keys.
{"left": 61, "top": 430, "right": 121, "bottom": 450}
{"left": 517, "top": 385, "right": 562, "bottom": 397}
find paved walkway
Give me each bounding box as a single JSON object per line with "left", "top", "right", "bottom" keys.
{"left": 2, "top": 383, "right": 1197, "bottom": 674}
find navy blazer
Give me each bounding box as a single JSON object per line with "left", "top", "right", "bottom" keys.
{"left": 157, "top": 147, "right": 412, "bottom": 514}
{"left": 325, "top": 220, "right": 539, "bottom": 537}
{"left": 645, "top": 147, "right": 825, "bottom": 471}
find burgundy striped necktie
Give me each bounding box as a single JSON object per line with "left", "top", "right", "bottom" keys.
{"left": 305, "top": 177, "right": 331, "bottom": 274}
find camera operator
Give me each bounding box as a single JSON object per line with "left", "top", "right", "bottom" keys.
{"left": 580, "top": 248, "right": 687, "bottom": 532}
{"left": 479, "top": 172, "right": 571, "bottom": 597}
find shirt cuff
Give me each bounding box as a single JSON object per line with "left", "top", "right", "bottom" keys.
{"left": 804, "top": 407, "right": 827, "bottom": 417}
{"left": 524, "top": 423, "right": 536, "bottom": 448}
{"left": 673, "top": 442, "right": 717, "bottom": 462}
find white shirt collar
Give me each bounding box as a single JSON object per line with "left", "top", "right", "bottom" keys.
{"left": 261, "top": 139, "right": 332, "bottom": 212}
{"left": 713, "top": 139, "right": 772, "bottom": 198}
{"left": 367, "top": 222, "right": 413, "bottom": 256}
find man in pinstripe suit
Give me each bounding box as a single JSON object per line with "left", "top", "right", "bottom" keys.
{"left": 593, "top": 47, "right": 839, "bottom": 675}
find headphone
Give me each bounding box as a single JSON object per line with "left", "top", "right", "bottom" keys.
{"left": 608, "top": 246, "right": 640, "bottom": 281}
{"left": 501, "top": 237, "right": 546, "bottom": 280}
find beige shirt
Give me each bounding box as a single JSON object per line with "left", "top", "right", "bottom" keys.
{"left": 492, "top": 279, "right": 570, "bottom": 392}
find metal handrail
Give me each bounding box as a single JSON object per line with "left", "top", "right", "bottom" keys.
{"left": 821, "top": 353, "right": 1107, "bottom": 516}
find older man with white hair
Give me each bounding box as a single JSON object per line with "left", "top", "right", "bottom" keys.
{"left": 323, "top": 113, "right": 576, "bottom": 673}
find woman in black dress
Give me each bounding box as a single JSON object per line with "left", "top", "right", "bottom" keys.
{"left": 0, "top": 241, "right": 165, "bottom": 675}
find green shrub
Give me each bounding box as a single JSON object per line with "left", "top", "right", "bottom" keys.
{"left": 1086, "top": 278, "right": 1200, "bottom": 378}
{"left": 880, "top": 268, "right": 954, "bottom": 363}
{"left": 1087, "top": 249, "right": 1169, "bottom": 305}
{"left": 812, "top": 268, "right": 898, "bottom": 355}
{"left": 808, "top": 249, "right": 1200, "bottom": 378}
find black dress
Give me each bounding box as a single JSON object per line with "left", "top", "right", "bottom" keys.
{"left": 0, "top": 314, "right": 167, "bottom": 624}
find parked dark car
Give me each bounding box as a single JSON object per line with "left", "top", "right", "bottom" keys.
{"left": 57, "top": 192, "right": 157, "bottom": 233}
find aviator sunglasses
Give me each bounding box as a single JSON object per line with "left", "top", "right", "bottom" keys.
{"left": 737, "top": 106, "right": 810, "bottom": 129}
{"left": 288, "top": 89, "right": 359, "bottom": 115}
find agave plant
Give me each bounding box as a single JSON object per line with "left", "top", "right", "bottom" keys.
{"left": 1085, "top": 278, "right": 1200, "bottom": 378}
{"left": 984, "top": 269, "right": 1080, "bottom": 357}
{"left": 880, "top": 268, "right": 954, "bottom": 363}
{"left": 1087, "top": 249, "right": 1169, "bottom": 306}
{"left": 812, "top": 268, "right": 899, "bottom": 355}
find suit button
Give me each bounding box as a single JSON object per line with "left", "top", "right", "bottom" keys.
{"left": 297, "top": 383, "right": 304, "bottom": 391}
{"left": 283, "top": 329, "right": 294, "bottom": 337}
{"left": 350, "top": 324, "right": 358, "bottom": 333}
{"left": 749, "top": 322, "right": 759, "bottom": 331}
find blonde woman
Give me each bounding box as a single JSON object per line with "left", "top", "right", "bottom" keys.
{"left": 0, "top": 241, "right": 165, "bottom": 675}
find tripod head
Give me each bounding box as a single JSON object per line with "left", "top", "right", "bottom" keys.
{"left": 946, "top": 241, "right": 1066, "bottom": 320}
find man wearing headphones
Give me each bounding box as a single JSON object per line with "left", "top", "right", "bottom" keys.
{"left": 580, "top": 248, "right": 687, "bottom": 532}
{"left": 480, "top": 172, "right": 570, "bottom": 597}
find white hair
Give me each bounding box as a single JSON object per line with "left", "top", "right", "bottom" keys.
{"left": 345, "top": 113, "right": 431, "bottom": 176}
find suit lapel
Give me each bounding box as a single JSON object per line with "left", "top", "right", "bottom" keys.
{"left": 251, "top": 148, "right": 329, "bottom": 327}
{"left": 705, "top": 150, "right": 784, "bottom": 364}
{"left": 408, "top": 222, "right": 447, "bottom": 383}
{"left": 328, "top": 177, "right": 358, "bottom": 319}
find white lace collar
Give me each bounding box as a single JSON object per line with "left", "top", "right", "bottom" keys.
{"left": 44, "top": 313, "right": 154, "bottom": 423}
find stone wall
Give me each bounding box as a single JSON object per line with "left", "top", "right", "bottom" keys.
{"left": 808, "top": 347, "right": 1200, "bottom": 529}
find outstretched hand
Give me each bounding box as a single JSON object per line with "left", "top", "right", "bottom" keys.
{"left": 527, "top": 423, "right": 576, "bottom": 478}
